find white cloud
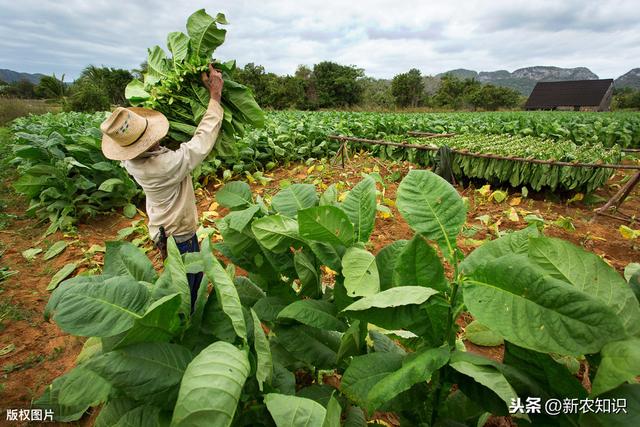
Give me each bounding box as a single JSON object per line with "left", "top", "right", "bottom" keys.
{"left": 0, "top": 0, "right": 638, "bottom": 80}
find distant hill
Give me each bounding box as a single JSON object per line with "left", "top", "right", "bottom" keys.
{"left": 0, "top": 69, "right": 46, "bottom": 84}
{"left": 615, "top": 68, "right": 640, "bottom": 90}
{"left": 437, "top": 66, "right": 599, "bottom": 95}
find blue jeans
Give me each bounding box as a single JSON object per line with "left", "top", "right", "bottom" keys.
{"left": 176, "top": 234, "right": 203, "bottom": 313}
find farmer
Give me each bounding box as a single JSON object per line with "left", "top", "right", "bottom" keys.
{"left": 99, "top": 65, "right": 224, "bottom": 311}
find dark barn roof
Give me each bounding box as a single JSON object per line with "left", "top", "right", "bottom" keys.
{"left": 525, "top": 79, "right": 613, "bottom": 109}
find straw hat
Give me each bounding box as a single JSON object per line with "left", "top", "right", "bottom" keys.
{"left": 100, "top": 107, "right": 169, "bottom": 161}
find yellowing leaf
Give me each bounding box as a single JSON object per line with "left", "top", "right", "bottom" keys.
{"left": 505, "top": 207, "right": 520, "bottom": 222}
{"left": 383, "top": 197, "right": 395, "bottom": 207}
{"left": 509, "top": 197, "right": 521, "bottom": 206}
{"left": 338, "top": 192, "right": 348, "bottom": 202}
{"left": 307, "top": 165, "right": 316, "bottom": 174}
{"left": 208, "top": 201, "right": 219, "bottom": 211}
{"left": 567, "top": 193, "right": 584, "bottom": 205}
{"left": 619, "top": 225, "right": 640, "bottom": 240}
{"left": 477, "top": 184, "right": 491, "bottom": 197}
{"left": 491, "top": 190, "right": 508, "bottom": 203}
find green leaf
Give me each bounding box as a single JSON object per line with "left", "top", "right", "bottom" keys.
{"left": 75, "top": 337, "right": 102, "bottom": 365}
{"left": 201, "top": 238, "right": 247, "bottom": 341}
{"left": 186, "top": 9, "right": 227, "bottom": 58}
{"left": 235, "top": 276, "right": 266, "bottom": 306}
{"left": 34, "top": 366, "right": 111, "bottom": 422}
{"left": 463, "top": 254, "right": 626, "bottom": 355}
{"left": 366, "top": 346, "right": 450, "bottom": 411}
{"left": 104, "top": 293, "right": 182, "bottom": 349}
{"left": 271, "top": 184, "right": 318, "bottom": 218}
{"left": 294, "top": 251, "right": 321, "bottom": 298}
{"left": 216, "top": 181, "right": 252, "bottom": 210}
{"left": 392, "top": 235, "right": 448, "bottom": 293}
{"left": 251, "top": 215, "right": 303, "bottom": 253}
{"left": 167, "top": 31, "right": 190, "bottom": 62}
{"left": 369, "top": 330, "right": 406, "bottom": 355}
{"left": 147, "top": 45, "right": 170, "bottom": 78}
{"left": 396, "top": 170, "right": 466, "bottom": 257}
{"left": 528, "top": 237, "right": 640, "bottom": 337}
{"left": 172, "top": 341, "right": 250, "bottom": 427}
{"left": 104, "top": 241, "right": 158, "bottom": 283}
{"left": 449, "top": 351, "right": 522, "bottom": 419}
{"left": 299, "top": 206, "right": 354, "bottom": 247}
{"left": 47, "top": 263, "right": 77, "bottom": 291}
{"left": 123, "top": 203, "right": 137, "bottom": 219}
{"left": 125, "top": 79, "right": 151, "bottom": 103}
{"left": 376, "top": 240, "right": 408, "bottom": 291}
{"left": 276, "top": 325, "right": 340, "bottom": 369}
{"left": 342, "top": 286, "right": 439, "bottom": 331}
{"left": 87, "top": 342, "right": 192, "bottom": 404}
{"left": 94, "top": 398, "right": 139, "bottom": 427}
{"left": 253, "top": 296, "right": 289, "bottom": 322}
{"left": 341, "top": 247, "right": 379, "bottom": 297}
{"left": 155, "top": 238, "right": 191, "bottom": 315}
{"left": 251, "top": 308, "right": 273, "bottom": 391}
{"left": 323, "top": 394, "right": 342, "bottom": 427}
{"left": 319, "top": 184, "right": 338, "bottom": 206}
{"left": 460, "top": 225, "right": 539, "bottom": 276}
{"left": 592, "top": 338, "right": 640, "bottom": 396}
{"left": 44, "top": 240, "right": 68, "bottom": 260}
{"left": 22, "top": 247, "right": 42, "bottom": 261}
{"left": 341, "top": 177, "right": 376, "bottom": 242}
{"left": 278, "top": 300, "right": 347, "bottom": 332}
{"left": 464, "top": 320, "right": 504, "bottom": 347}
{"left": 264, "top": 393, "right": 327, "bottom": 427}
{"left": 579, "top": 384, "right": 640, "bottom": 427}
{"left": 47, "top": 275, "right": 148, "bottom": 337}
{"left": 98, "top": 178, "right": 124, "bottom": 192}
{"left": 226, "top": 205, "right": 260, "bottom": 232}
{"left": 340, "top": 352, "right": 404, "bottom": 409}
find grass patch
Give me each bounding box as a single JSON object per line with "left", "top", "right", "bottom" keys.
{"left": 0, "top": 299, "right": 33, "bottom": 331}
{"left": 0, "top": 98, "right": 61, "bottom": 126}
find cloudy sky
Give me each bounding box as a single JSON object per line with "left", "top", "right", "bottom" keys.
{"left": 1, "top": 0, "right": 639, "bottom": 80}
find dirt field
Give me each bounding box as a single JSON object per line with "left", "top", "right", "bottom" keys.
{"left": 0, "top": 152, "right": 638, "bottom": 426}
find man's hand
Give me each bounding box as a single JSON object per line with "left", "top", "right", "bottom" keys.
{"left": 201, "top": 64, "right": 223, "bottom": 103}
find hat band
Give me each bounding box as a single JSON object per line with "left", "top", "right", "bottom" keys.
{"left": 119, "top": 118, "right": 148, "bottom": 147}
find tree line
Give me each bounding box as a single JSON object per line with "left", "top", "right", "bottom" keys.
{"left": 3, "top": 61, "right": 639, "bottom": 112}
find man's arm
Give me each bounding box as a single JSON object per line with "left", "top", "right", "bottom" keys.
{"left": 170, "top": 65, "right": 224, "bottom": 174}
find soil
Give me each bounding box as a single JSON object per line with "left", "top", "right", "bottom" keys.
{"left": 0, "top": 151, "right": 638, "bottom": 426}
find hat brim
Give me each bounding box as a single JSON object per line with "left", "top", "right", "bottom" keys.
{"left": 101, "top": 108, "right": 170, "bottom": 161}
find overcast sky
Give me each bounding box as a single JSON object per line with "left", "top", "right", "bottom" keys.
{"left": 1, "top": 0, "right": 639, "bottom": 80}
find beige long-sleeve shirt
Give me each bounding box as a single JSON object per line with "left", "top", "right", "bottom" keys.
{"left": 122, "top": 99, "right": 224, "bottom": 243}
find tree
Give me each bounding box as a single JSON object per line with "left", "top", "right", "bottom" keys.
{"left": 36, "top": 74, "right": 67, "bottom": 100}
{"left": 391, "top": 68, "right": 424, "bottom": 108}
{"left": 312, "top": 61, "right": 364, "bottom": 108}
{"left": 1, "top": 79, "right": 37, "bottom": 99}
{"left": 66, "top": 82, "right": 110, "bottom": 112}
{"left": 361, "top": 77, "right": 394, "bottom": 109}
{"left": 467, "top": 84, "right": 521, "bottom": 110}
{"left": 432, "top": 74, "right": 480, "bottom": 109}
{"left": 295, "top": 65, "right": 318, "bottom": 110}
{"left": 76, "top": 65, "right": 133, "bottom": 105}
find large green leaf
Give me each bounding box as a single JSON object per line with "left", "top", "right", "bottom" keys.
{"left": 88, "top": 342, "right": 192, "bottom": 405}
{"left": 298, "top": 206, "right": 354, "bottom": 247}
{"left": 278, "top": 300, "right": 347, "bottom": 332}
{"left": 276, "top": 325, "right": 340, "bottom": 369}
{"left": 155, "top": 239, "right": 191, "bottom": 315}
{"left": 342, "top": 286, "right": 439, "bottom": 331}
{"left": 47, "top": 275, "right": 148, "bottom": 337}
{"left": 376, "top": 240, "right": 408, "bottom": 291}
{"left": 591, "top": 338, "right": 640, "bottom": 396}
{"left": 464, "top": 320, "right": 504, "bottom": 347}
{"left": 294, "top": 250, "right": 321, "bottom": 298}
{"left": 366, "top": 347, "right": 450, "bottom": 411}
{"left": 579, "top": 384, "right": 640, "bottom": 427}
{"left": 271, "top": 184, "right": 318, "bottom": 218}
{"left": 201, "top": 238, "right": 247, "bottom": 341}
{"left": 225, "top": 205, "right": 260, "bottom": 232}
{"left": 392, "top": 235, "right": 448, "bottom": 293}
{"left": 323, "top": 394, "right": 342, "bottom": 427}
{"left": 528, "top": 237, "right": 640, "bottom": 337}
{"left": 251, "top": 308, "right": 273, "bottom": 391}
{"left": 216, "top": 181, "right": 252, "bottom": 210}
{"left": 167, "top": 31, "right": 190, "bottom": 63}
{"left": 104, "top": 241, "right": 158, "bottom": 283}
{"left": 186, "top": 8, "right": 227, "bottom": 58}
{"left": 341, "top": 247, "right": 379, "bottom": 297}
{"left": 449, "top": 351, "right": 524, "bottom": 419}
{"left": 251, "top": 215, "right": 303, "bottom": 253}
{"left": 104, "top": 293, "right": 182, "bottom": 349}
{"left": 341, "top": 177, "right": 376, "bottom": 242}
{"left": 147, "top": 46, "right": 170, "bottom": 78}
{"left": 264, "top": 393, "right": 327, "bottom": 427}
{"left": 34, "top": 366, "right": 111, "bottom": 422}
{"left": 460, "top": 226, "right": 539, "bottom": 276}
{"left": 94, "top": 398, "right": 139, "bottom": 427}
{"left": 396, "top": 170, "right": 466, "bottom": 256}
{"left": 172, "top": 341, "right": 250, "bottom": 427}
{"left": 340, "top": 352, "right": 404, "bottom": 409}
{"left": 125, "top": 79, "right": 151, "bottom": 103}
{"left": 463, "top": 254, "right": 626, "bottom": 355}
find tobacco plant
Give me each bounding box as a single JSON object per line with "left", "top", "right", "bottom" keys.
{"left": 38, "top": 170, "right": 639, "bottom": 426}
